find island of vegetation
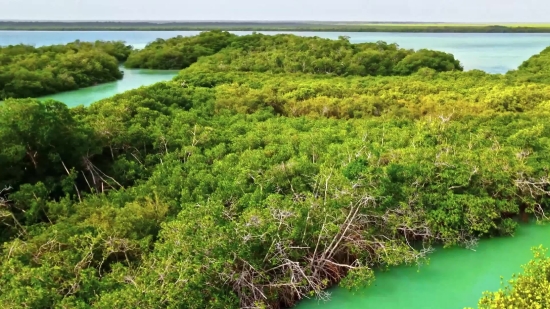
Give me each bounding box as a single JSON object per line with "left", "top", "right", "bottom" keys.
{"left": 124, "top": 31, "right": 462, "bottom": 72}
{"left": 0, "top": 41, "right": 132, "bottom": 99}
{"left": 3, "top": 21, "right": 550, "bottom": 33}
{"left": 1, "top": 31, "right": 550, "bottom": 308}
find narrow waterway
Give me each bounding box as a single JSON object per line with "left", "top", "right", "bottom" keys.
{"left": 39, "top": 67, "right": 178, "bottom": 107}
{"left": 296, "top": 223, "right": 550, "bottom": 309}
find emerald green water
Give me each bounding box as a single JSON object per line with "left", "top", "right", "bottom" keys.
{"left": 39, "top": 67, "right": 178, "bottom": 107}
{"left": 296, "top": 224, "right": 550, "bottom": 309}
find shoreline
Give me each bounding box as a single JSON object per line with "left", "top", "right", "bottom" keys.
{"left": 3, "top": 22, "right": 550, "bottom": 33}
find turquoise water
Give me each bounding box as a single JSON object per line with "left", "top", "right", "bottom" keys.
{"left": 1, "top": 31, "right": 550, "bottom": 73}
{"left": 39, "top": 67, "right": 178, "bottom": 107}
{"left": 296, "top": 224, "right": 550, "bottom": 309}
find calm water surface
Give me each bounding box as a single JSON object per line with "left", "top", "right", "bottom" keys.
{"left": 297, "top": 224, "right": 550, "bottom": 309}
{"left": 39, "top": 67, "right": 178, "bottom": 107}
{"left": 1, "top": 31, "right": 550, "bottom": 73}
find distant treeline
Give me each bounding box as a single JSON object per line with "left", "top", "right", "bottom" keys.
{"left": 2, "top": 21, "right": 550, "bottom": 32}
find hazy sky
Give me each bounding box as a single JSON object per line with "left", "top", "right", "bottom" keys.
{"left": 0, "top": 0, "right": 548, "bottom": 22}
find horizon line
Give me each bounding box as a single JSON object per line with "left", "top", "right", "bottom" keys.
{"left": 0, "top": 20, "right": 548, "bottom": 24}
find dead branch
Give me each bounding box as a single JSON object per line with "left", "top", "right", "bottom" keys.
{"left": 60, "top": 159, "right": 82, "bottom": 203}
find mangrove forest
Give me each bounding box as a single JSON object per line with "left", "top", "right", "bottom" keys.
{"left": 0, "top": 40, "right": 132, "bottom": 99}
{"left": 1, "top": 31, "right": 550, "bottom": 308}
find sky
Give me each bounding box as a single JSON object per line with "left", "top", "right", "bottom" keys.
{"left": 0, "top": 0, "right": 548, "bottom": 23}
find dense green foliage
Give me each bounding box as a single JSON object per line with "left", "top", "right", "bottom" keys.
{"left": 125, "top": 31, "right": 237, "bottom": 69}
{"left": 3, "top": 21, "right": 550, "bottom": 33}
{"left": 0, "top": 41, "right": 132, "bottom": 98}
{"left": 126, "top": 32, "right": 463, "bottom": 74}
{"left": 1, "top": 33, "right": 550, "bottom": 308}
{"left": 508, "top": 46, "right": 550, "bottom": 83}
{"left": 469, "top": 246, "right": 550, "bottom": 309}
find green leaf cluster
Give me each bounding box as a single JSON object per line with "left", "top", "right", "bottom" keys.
{"left": 125, "top": 31, "right": 463, "bottom": 75}
{"left": 0, "top": 40, "right": 132, "bottom": 98}
{"left": 124, "top": 30, "right": 237, "bottom": 69}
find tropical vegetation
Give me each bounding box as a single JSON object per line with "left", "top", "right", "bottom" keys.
{"left": 0, "top": 40, "right": 132, "bottom": 99}
{"left": 126, "top": 32, "right": 463, "bottom": 74}
{"left": 125, "top": 30, "right": 236, "bottom": 69}
{"left": 1, "top": 32, "right": 550, "bottom": 308}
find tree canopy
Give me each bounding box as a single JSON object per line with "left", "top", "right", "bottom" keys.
{"left": 0, "top": 41, "right": 132, "bottom": 99}
{"left": 124, "top": 30, "right": 237, "bottom": 69}
{"left": 125, "top": 32, "right": 463, "bottom": 76}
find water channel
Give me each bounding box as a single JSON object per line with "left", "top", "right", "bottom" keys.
{"left": 297, "top": 223, "right": 550, "bottom": 309}
{"left": 39, "top": 68, "right": 178, "bottom": 107}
